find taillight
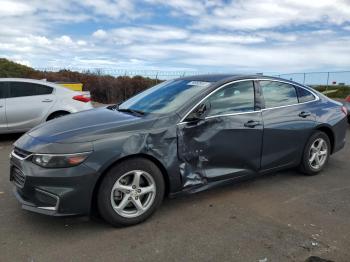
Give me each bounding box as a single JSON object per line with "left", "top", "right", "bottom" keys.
{"left": 341, "top": 106, "right": 348, "bottom": 116}
{"left": 73, "top": 95, "right": 91, "bottom": 103}
{"left": 346, "top": 95, "right": 350, "bottom": 102}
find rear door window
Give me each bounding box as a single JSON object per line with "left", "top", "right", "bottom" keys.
{"left": 260, "top": 81, "right": 298, "bottom": 108}
{"left": 9, "top": 82, "right": 53, "bottom": 98}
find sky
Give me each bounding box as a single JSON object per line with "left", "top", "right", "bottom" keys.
{"left": 1, "top": 0, "right": 350, "bottom": 75}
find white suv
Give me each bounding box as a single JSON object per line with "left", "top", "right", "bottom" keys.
{"left": 0, "top": 78, "right": 93, "bottom": 134}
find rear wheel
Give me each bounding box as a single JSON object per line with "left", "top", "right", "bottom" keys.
{"left": 299, "top": 131, "right": 330, "bottom": 176}
{"left": 97, "top": 158, "right": 165, "bottom": 227}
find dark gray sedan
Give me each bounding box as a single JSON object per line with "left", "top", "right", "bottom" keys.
{"left": 10, "top": 75, "right": 348, "bottom": 226}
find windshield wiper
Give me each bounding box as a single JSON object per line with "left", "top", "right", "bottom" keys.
{"left": 107, "top": 104, "right": 146, "bottom": 116}
{"left": 117, "top": 108, "right": 146, "bottom": 116}
{"left": 107, "top": 104, "right": 119, "bottom": 110}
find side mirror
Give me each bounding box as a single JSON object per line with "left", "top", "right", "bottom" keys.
{"left": 186, "top": 102, "right": 210, "bottom": 122}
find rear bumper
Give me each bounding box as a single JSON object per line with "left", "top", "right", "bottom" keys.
{"left": 332, "top": 117, "right": 348, "bottom": 154}
{"left": 10, "top": 155, "right": 99, "bottom": 216}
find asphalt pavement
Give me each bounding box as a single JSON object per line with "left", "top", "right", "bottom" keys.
{"left": 0, "top": 129, "right": 349, "bottom": 262}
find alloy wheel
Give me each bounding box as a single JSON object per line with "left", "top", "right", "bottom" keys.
{"left": 308, "top": 138, "right": 328, "bottom": 170}
{"left": 110, "top": 170, "right": 156, "bottom": 218}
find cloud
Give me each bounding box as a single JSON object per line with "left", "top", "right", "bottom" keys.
{"left": 56, "top": 35, "right": 74, "bottom": 45}
{"left": 82, "top": 0, "right": 139, "bottom": 19}
{"left": 166, "top": 0, "right": 350, "bottom": 31}
{"left": 0, "top": 0, "right": 141, "bottom": 24}
{"left": 92, "top": 25, "right": 189, "bottom": 45}
{"left": 122, "top": 37, "right": 350, "bottom": 72}
{"left": 189, "top": 34, "right": 266, "bottom": 44}
{"left": 0, "top": 0, "right": 35, "bottom": 17}
{"left": 146, "top": 0, "right": 208, "bottom": 16}
{"left": 92, "top": 29, "right": 108, "bottom": 39}
{"left": 1, "top": 0, "right": 350, "bottom": 73}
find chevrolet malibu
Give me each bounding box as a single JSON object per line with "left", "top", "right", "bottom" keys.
{"left": 10, "top": 75, "right": 348, "bottom": 227}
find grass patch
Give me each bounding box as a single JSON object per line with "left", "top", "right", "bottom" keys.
{"left": 312, "top": 85, "right": 350, "bottom": 99}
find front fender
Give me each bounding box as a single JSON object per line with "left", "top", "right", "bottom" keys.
{"left": 87, "top": 127, "right": 182, "bottom": 193}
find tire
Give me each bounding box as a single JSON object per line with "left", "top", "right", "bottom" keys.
{"left": 47, "top": 112, "right": 69, "bottom": 121}
{"left": 299, "top": 131, "right": 331, "bottom": 176}
{"left": 97, "top": 158, "right": 165, "bottom": 227}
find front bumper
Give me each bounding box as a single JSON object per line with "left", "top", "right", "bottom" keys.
{"left": 10, "top": 151, "right": 99, "bottom": 216}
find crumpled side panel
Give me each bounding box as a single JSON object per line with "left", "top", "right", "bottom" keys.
{"left": 91, "top": 118, "right": 183, "bottom": 193}
{"left": 121, "top": 133, "right": 147, "bottom": 155}
{"left": 143, "top": 127, "right": 178, "bottom": 164}
{"left": 177, "top": 120, "right": 219, "bottom": 188}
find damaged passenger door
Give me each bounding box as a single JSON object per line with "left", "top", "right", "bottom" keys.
{"left": 177, "top": 80, "right": 263, "bottom": 187}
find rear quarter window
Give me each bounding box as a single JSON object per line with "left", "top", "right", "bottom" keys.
{"left": 36, "top": 85, "right": 53, "bottom": 95}
{"left": 297, "top": 87, "right": 316, "bottom": 103}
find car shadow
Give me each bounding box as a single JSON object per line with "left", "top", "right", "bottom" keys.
{"left": 15, "top": 168, "right": 302, "bottom": 232}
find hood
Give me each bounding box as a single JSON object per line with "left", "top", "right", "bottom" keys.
{"left": 28, "top": 107, "right": 157, "bottom": 143}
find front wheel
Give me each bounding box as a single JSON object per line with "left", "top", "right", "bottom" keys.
{"left": 97, "top": 158, "right": 165, "bottom": 227}
{"left": 299, "top": 131, "right": 331, "bottom": 176}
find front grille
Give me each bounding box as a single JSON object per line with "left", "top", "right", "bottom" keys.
{"left": 11, "top": 167, "right": 26, "bottom": 188}
{"left": 13, "top": 147, "right": 31, "bottom": 159}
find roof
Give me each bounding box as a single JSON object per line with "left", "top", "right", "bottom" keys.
{"left": 0, "top": 78, "right": 76, "bottom": 92}
{"left": 55, "top": 82, "right": 82, "bottom": 84}
{"left": 179, "top": 74, "right": 281, "bottom": 83}
{"left": 179, "top": 74, "right": 240, "bottom": 82}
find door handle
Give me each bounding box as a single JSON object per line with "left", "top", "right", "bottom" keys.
{"left": 299, "top": 111, "right": 311, "bottom": 118}
{"left": 42, "top": 99, "right": 53, "bottom": 103}
{"left": 244, "top": 120, "right": 261, "bottom": 128}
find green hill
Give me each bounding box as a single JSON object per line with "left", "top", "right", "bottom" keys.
{"left": 0, "top": 58, "right": 36, "bottom": 78}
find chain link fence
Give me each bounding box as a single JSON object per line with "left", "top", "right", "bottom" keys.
{"left": 276, "top": 71, "right": 350, "bottom": 99}
{"left": 276, "top": 71, "right": 350, "bottom": 86}
{"left": 35, "top": 68, "right": 207, "bottom": 81}
{"left": 33, "top": 68, "right": 350, "bottom": 101}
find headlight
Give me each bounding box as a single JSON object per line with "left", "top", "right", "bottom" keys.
{"left": 32, "top": 152, "right": 91, "bottom": 168}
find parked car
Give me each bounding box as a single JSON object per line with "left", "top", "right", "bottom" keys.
{"left": 343, "top": 95, "right": 350, "bottom": 123}
{"left": 0, "top": 78, "right": 92, "bottom": 134}
{"left": 10, "top": 75, "right": 348, "bottom": 227}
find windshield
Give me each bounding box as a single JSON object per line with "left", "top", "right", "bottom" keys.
{"left": 118, "top": 80, "right": 211, "bottom": 114}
